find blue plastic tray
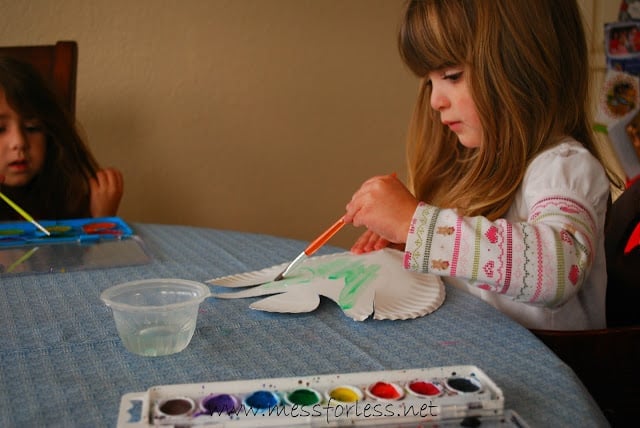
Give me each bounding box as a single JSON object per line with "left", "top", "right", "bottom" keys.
{"left": 0, "top": 216, "right": 134, "bottom": 247}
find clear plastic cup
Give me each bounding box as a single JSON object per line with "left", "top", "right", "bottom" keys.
{"left": 101, "top": 278, "right": 210, "bottom": 357}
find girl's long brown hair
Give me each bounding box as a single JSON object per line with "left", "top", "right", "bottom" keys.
{"left": 399, "top": 0, "right": 622, "bottom": 220}
{"left": 0, "top": 56, "right": 100, "bottom": 219}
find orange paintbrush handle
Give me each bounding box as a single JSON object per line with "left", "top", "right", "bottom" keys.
{"left": 304, "top": 217, "right": 345, "bottom": 256}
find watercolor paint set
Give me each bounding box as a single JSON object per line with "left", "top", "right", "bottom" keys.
{"left": 0, "top": 216, "right": 133, "bottom": 247}
{"left": 0, "top": 217, "right": 151, "bottom": 275}
{"left": 117, "top": 365, "right": 530, "bottom": 427}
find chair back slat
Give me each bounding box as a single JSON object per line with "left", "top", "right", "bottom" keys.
{"left": 0, "top": 41, "right": 78, "bottom": 118}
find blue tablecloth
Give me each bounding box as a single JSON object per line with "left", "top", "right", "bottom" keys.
{"left": 0, "top": 223, "right": 609, "bottom": 427}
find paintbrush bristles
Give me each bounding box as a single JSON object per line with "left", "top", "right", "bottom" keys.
{"left": 273, "top": 218, "right": 345, "bottom": 281}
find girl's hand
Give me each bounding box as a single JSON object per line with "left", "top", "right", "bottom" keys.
{"left": 350, "top": 229, "right": 406, "bottom": 254}
{"left": 343, "top": 173, "right": 418, "bottom": 247}
{"left": 89, "top": 168, "right": 124, "bottom": 217}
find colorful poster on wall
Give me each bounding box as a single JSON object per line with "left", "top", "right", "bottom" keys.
{"left": 596, "top": 69, "right": 640, "bottom": 183}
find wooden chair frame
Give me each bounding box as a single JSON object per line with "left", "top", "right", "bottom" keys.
{"left": 532, "top": 180, "right": 640, "bottom": 426}
{"left": 0, "top": 41, "right": 78, "bottom": 117}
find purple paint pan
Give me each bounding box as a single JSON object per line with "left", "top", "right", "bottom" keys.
{"left": 198, "top": 393, "right": 240, "bottom": 415}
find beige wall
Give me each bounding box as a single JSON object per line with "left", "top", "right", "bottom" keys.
{"left": 1, "top": 0, "right": 416, "bottom": 249}
{"left": 0, "top": 0, "right": 624, "bottom": 249}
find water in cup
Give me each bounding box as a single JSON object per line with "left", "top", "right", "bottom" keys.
{"left": 119, "top": 322, "right": 196, "bottom": 357}
{"left": 101, "top": 278, "right": 210, "bottom": 357}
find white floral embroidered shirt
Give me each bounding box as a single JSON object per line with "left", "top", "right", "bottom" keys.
{"left": 404, "top": 139, "right": 610, "bottom": 330}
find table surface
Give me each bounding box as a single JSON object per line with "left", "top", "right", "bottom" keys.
{"left": 0, "top": 223, "right": 609, "bottom": 427}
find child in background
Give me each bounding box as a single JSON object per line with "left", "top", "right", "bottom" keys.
{"left": 0, "top": 56, "right": 123, "bottom": 220}
{"left": 343, "top": 0, "right": 624, "bottom": 331}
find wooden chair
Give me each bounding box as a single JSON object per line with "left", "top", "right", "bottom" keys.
{"left": 0, "top": 41, "right": 78, "bottom": 118}
{"left": 532, "top": 326, "right": 640, "bottom": 426}
{"left": 532, "top": 180, "right": 640, "bottom": 427}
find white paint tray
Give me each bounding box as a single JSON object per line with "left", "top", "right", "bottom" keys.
{"left": 117, "top": 365, "right": 529, "bottom": 427}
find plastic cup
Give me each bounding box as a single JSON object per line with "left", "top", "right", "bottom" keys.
{"left": 101, "top": 278, "right": 210, "bottom": 357}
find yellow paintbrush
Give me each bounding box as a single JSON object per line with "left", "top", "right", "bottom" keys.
{"left": 0, "top": 191, "right": 50, "bottom": 236}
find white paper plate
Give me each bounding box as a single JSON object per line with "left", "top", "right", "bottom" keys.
{"left": 208, "top": 249, "right": 445, "bottom": 321}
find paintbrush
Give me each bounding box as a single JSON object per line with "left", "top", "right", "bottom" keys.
{"left": 274, "top": 217, "right": 345, "bottom": 281}
{"left": 0, "top": 191, "right": 50, "bottom": 236}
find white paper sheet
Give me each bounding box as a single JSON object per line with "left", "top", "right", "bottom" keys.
{"left": 208, "top": 248, "right": 445, "bottom": 321}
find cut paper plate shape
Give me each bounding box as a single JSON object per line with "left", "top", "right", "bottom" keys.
{"left": 208, "top": 248, "right": 445, "bottom": 321}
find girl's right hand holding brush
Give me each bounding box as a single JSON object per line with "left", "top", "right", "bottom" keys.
{"left": 343, "top": 173, "right": 418, "bottom": 254}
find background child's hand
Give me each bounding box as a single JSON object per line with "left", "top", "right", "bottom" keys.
{"left": 343, "top": 173, "right": 418, "bottom": 248}
{"left": 89, "top": 168, "right": 124, "bottom": 217}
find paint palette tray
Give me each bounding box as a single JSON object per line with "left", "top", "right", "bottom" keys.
{"left": 118, "top": 365, "right": 530, "bottom": 427}
{"left": 0, "top": 217, "right": 151, "bottom": 275}
{"left": 0, "top": 216, "right": 133, "bottom": 247}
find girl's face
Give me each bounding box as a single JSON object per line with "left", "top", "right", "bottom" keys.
{"left": 428, "top": 66, "right": 482, "bottom": 148}
{"left": 0, "top": 88, "right": 47, "bottom": 187}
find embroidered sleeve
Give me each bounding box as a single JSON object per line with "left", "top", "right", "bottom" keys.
{"left": 403, "top": 140, "right": 611, "bottom": 308}
{"left": 403, "top": 197, "right": 597, "bottom": 307}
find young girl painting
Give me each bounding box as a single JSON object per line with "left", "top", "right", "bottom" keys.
{"left": 343, "top": 0, "right": 623, "bottom": 330}
{"left": 0, "top": 56, "right": 123, "bottom": 221}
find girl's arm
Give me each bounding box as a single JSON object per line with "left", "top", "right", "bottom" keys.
{"left": 404, "top": 143, "right": 610, "bottom": 308}
{"left": 404, "top": 198, "right": 598, "bottom": 307}
{"left": 345, "top": 143, "right": 609, "bottom": 308}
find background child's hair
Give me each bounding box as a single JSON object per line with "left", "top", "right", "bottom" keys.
{"left": 398, "top": 0, "right": 622, "bottom": 219}
{"left": 0, "top": 56, "right": 100, "bottom": 218}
